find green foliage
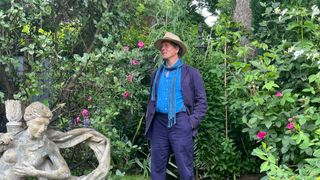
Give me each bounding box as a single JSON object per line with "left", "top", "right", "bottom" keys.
{"left": 0, "top": 0, "right": 160, "bottom": 176}
{"left": 230, "top": 2, "right": 320, "bottom": 179}
{"left": 0, "top": 0, "right": 288, "bottom": 178}
{"left": 189, "top": 15, "right": 260, "bottom": 179}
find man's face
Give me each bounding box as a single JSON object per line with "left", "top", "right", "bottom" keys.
{"left": 27, "top": 117, "right": 50, "bottom": 138}
{"left": 161, "top": 41, "right": 179, "bottom": 60}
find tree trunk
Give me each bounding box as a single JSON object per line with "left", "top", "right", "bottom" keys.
{"left": 233, "top": 0, "right": 252, "bottom": 30}
{"left": 233, "top": 0, "right": 255, "bottom": 58}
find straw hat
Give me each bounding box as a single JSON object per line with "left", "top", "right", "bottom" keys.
{"left": 154, "top": 32, "right": 187, "bottom": 56}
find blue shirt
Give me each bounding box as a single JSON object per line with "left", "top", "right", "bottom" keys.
{"left": 156, "top": 61, "right": 186, "bottom": 114}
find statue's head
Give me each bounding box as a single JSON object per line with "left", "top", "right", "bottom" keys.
{"left": 24, "top": 102, "right": 53, "bottom": 138}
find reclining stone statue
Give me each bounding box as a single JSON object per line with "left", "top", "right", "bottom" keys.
{"left": 0, "top": 100, "right": 110, "bottom": 180}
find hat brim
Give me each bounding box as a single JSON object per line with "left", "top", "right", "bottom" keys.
{"left": 154, "top": 38, "right": 187, "bottom": 56}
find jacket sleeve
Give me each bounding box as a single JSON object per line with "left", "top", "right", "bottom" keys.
{"left": 189, "top": 69, "right": 208, "bottom": 130}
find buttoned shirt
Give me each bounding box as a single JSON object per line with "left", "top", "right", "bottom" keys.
{"left": 155, "top": 63, "right": 186, "bottom": 114}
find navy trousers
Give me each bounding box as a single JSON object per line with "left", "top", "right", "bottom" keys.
{"left": 151, "top": 112, "right": 194, "bottom": 180}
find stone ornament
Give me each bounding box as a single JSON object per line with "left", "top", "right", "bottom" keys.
{"left": 0, "top": 101, "right": 110, "bottom": 179}
{"left": 5, "top": 100, "right": 23, "bottom": 133}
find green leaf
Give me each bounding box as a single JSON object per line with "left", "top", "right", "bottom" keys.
{"left": 286, "top": 22, "right": 300, "bottom": 30}
{"left": 268, "top": 154, "right": 276, "bottom": 164}
{"left": 264, "top": 121, "right": 272, "bottom": 129}
{"left": 292, "top": 134, "right": 302, "bottom": 144}
{"left": 313, "top": 149, "right": 320, "bottom": 158}
{"left": 259, "top": 2, "right": 266, "bottom": 7}
{"left": 0, "top": 91, "right": 4, "bottom": 102}
{"left": 260, "top": 161, "right": 270, "bottom": 172}
{"left": 262, "top": 81, "right": 279, "bottom": 90}
{"left": 251, "top": 61, "right": 262, "bottom": 68}
{"left": 252, "top": 148, "right": 267, "bottom": 161}
{"left": 102, "top": 0, "right": 108, "bottom": 8}
{"left": 262, "top": 142, "right": 267, "bottom": 150}
{"left": 299, "top": 117, "right": 307, "bottom": 125}
{"left": 299, "top": 138, "right": 310, "bottom": 149}
{"left": 265, "top": 7, "right": 272, "bottom": 14}
{"left": 309, "top": 74, "right": 318, "bottom": 83}
{"left": 249, "top": 117, "right": 257, "bottom": 124}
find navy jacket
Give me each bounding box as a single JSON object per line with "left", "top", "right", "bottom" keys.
{"left": 145, "top": 64, "right": 208, "bottom": 139}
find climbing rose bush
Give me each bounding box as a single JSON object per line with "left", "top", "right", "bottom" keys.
{"left": 230, "top": 3, "right": 320, "bottom": 179}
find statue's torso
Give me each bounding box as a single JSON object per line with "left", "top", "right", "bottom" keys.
{"left": 0, "top": 131, "right": 51, "bottom": 179}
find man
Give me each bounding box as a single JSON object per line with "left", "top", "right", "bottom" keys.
{"left": 145, "top": 32, "right": 208, "bottom": 180}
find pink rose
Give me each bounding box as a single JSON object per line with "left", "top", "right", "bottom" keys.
{"left": 288, "top": 117, "right": 293, "bottom": 121}
{"left": 137, "top": 41, "right": 144, "bottom": 49}
{"left": 257, "top": 131, "right": 267, "bottom": 139}
{"left": 286, "top": 123, "right": 295, "bottom": 129}
{"left": 130, "top": 59, "right": 140, "bottom": 65}
{"left": 127, "top": 74, "right": 134, "bottom": 82}
{"left": 87, "top": 96, "right": 92, "bottom": 102}
{"left": 81, "top": 109, "right": 90, "bottom": 117}
{"left": 275, "top": 91, "right": 283, "bottom": 97}
{"left": 123, "top": 91, "right": 130, "bottom": 98}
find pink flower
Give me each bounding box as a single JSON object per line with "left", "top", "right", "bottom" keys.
{"left": 130, "top": 59, "right": 140, "bottom": 65}
{"left": 123, "top": 91, "right": 130, "bottom": 98}
{"left": 87, "top": 96, "right": 92, "bottom": 102}
{"left": 127, "top": 74, "right": 134, "bottom": 82}
{"left": 275, "top": 91, "right": 283, "bottom": 97}
{"left": 286, "top": 122, "right": 295, "bottom": 129}
{"left": 257, "top": 131, "right": 267, "bottom": 139}
{"left": 75, "top": 116, "right": 81, "bottom": 124}
{"left": 81, "top": 109, "right": 90, "bottom": 117}
{"left": 123, "top": 46, "right": 130, "bottom": 52}
{"left": 288, "top": 117, "right": 293, "bottom": 121}
{"left": 137, "top": 41, "right": 144, "bottom": 49}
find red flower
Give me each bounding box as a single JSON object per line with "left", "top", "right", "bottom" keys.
{"left": 137, "top": 41, "right": 144, "bottom": 49}
{"left": 130, "top": 59, "right": 140, "bottom": 65}
{"left": 257, "top": 131, "right": 267, "bottom": 139}
{"left": 123, "top": 91, "right": 130, "bottom": 98}
{"left": 127, "top": 74, "right": 134, "bottom": 82}
{"left": 275, "top": 91, "right": 283, "bottom": 97}
{"left": 81, "top": 109, "right": 90, "bottom": 117}
{"left": 75, "top": 116, "right": 81, "bottom": 124}
{"left": 286, "top": 122, "right": 295, "bottom": 129}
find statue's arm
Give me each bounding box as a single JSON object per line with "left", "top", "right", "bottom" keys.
{"left": 12, "top": 142, "right": 71, "bottom": 179}
{"left": 36, "top": 143, "right": 71, "bottom": 179}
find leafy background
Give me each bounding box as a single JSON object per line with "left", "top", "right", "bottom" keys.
{"left": 1, "top": 0, "right": 320, "bottom": 179}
